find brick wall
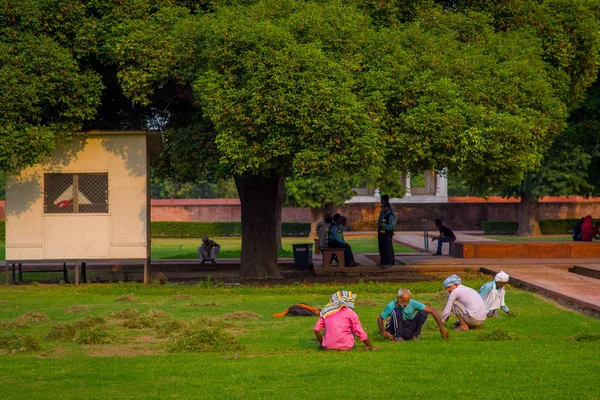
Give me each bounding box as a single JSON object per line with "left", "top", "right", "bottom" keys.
{"left": 4, "top": 198, "right": 600, "bottom": 231}
{"left": 0, "top": 200, "right": 4, "bottom": 220}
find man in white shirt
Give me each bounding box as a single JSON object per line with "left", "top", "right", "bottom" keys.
{"left": 441, "top": 274, "right": 487, "bottom": 331}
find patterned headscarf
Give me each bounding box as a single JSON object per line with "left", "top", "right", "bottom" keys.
{"left": 443, "top": 274, "right": 462, "bottom": 288}
{"left": 319, "top": 290, "right": 356, "bottom": 318}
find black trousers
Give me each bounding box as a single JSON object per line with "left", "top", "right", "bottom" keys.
{"left": 378, "top": 230, "right": 395, "bottom": 265}
{"left": 386, "top": 309, "right": 428, "bottom": 340}
{"left": 327, "top": 240, "right": 356, "bottom": 265}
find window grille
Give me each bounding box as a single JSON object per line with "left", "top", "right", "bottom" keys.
{"left": 44, "top": 173, "right": 109, "bottom": 214}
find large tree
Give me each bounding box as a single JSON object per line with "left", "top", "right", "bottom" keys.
{"left": 0, "top": 0, "right": 103, "bottom": 174}
{"left": 3, "top": 0, "right": 590, "bottom": 276}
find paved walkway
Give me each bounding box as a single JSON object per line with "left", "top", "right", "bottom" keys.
{"left": 481, "top": 265, "right": 600, "bottom": 315}
{"left": 394, "top": 231, "right": 496, "bottom": 253}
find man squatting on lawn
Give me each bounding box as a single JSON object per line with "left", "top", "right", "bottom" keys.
{"left": 313, "top": 291, "right": 374, "bottom": 351}
{"left": 442, "top": 274, "right": 487, "bottom": 331}
{"left": 198, "top": 236, "right": 220, "bottom": 265}
{"left": 377, "top": 288, "right": 449, "bottom": 341}
{"left": 479, "top": 271, "right": 512, "bottom": 318}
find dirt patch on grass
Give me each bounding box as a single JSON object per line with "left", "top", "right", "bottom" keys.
{"left": 570, "top": 332, "right": 600, "bottom": 342}
{"left": 190, "top": 302, "right": 219, "bottom": 307}
{"left": 0, "top": 299, "right": 7, "bottom": 304}
{"left": 86, "top": 343, "right": 167, "bottom": 357}
{"left": 18, "top": 313, "right": 50, "bottom": 323}
{"left": 172, "top": 295, "right": 194, "bottom": 301}
{"left": 356, "top": 299, "right": 380, "bottom": 307}
{"left": 0, "top": 319, "right": 28, "bottom": 330}
{"left": 115, "top": 294, "right": 137, "bottom": 302}
{"left": 111, "top": 309, "right": 140, "bottom": 319}
{"left": 478, "top": 328, "right": 515, "bottom": 341}
{"left": 221, "top": 311, "right": 262, "bottom": 320}
{"left": 65, "top": 306, "right": 93, "bottom": 314}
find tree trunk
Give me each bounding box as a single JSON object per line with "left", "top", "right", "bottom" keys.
{"left": 517, "top": 192, "right": 542, "bottom": 237}
{"left": 275, "top": 177, "right": 286, "bottom": 251}
{"left": 235, "top": 174, "right": 284, "bottom": 279}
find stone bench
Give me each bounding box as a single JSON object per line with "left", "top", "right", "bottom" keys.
{"left": 450, "top": 241, "right": 600, "bottom": 258}
{"left": 321, "top": 248, "right": 346, "bottom": 268}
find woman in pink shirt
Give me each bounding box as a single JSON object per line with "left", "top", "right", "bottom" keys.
{"left": 313, "top": 291, "right": 373, "bottom": 351}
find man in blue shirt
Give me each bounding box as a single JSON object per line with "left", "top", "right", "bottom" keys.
{"left": 377, "top": 288, "right": 449, "bottom": 341}
{"left": 327, "top": 214, "right": 359, "bottom": 267}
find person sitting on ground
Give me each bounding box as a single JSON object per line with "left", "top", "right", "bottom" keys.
{"left": 313, "top": 290, "right": 374, "bottom": 351}
{"left": 593, "top": 221, "right": 600, "bottom": 240}
{"left": 198, "top": 235, "right": 220, "bottom": 265}
{"left": 327, "top": 214, "right": 360, "bottom": 267}
{"left": 479, "top": 271, "right": 512, "bottom": 318}
{"left": 377, "top": 288, "right": 449, "bottom": 342}
{"left": 441, "top": 274, "right": 487, "bottom": 331}
{"left": 580, "top": 215, "right": 595, "bottom": 241}
{"left": 431, "top": 218, "right": 457, "bottom": 256}
{"left": 573, "top": 217, "right": 585, "bottom": 241}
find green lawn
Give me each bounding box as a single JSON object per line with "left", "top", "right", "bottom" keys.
{"left": 0, "top": 238, "right": 413, "bottom": 262}
{"left": 0, "top": 279, "right": 598, "bottom": 399}
{"left": 151, "top": 236, "right": 414, "bottom": 259}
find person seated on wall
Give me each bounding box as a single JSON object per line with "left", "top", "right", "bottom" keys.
{"left": 377, "top": 288, "right": 449, "bottom": 342}
{"left": 198, "top": 235, "right": 220, "bottom": 265}
{"left": 431, "top": 218, "right": 456, "bottom": 256}
{"left": 327, "top": 214, "right": 360, "bottom": 267}
{"left": 479, "top": 271, "right": 512, "bottom": 318}
{"left": 580, "top": 215, "right": 595, "bottom": 242}
{"left": 441, "top": 274, "right": 487, "bottom": 331}
{"left": 572, "top": 217, "right": 585, "bottom": 241}
{"left": 313, "top": 290, "right": 374, "bottom": 351}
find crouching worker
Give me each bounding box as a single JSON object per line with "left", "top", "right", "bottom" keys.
{"left": 377, "top": 288, "right": 449, "bottom": 342}
{"left": 198, "top": 235, "right": 220, "bottom": 265}
{"left": 313, "top": 291, "right": 374, "bottom": 351}
{"left": 479, "top": 271, "right": 511, "bottom": 318}
{"left": 442, "top": 274, "right": 487, "bottom": 331}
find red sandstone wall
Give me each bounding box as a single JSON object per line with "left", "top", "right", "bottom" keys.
{"left": 4, "top": 198, "right": 600, "bottom": 231}
{"left": 150, "top": 199, "right": 312, "bottom": 223}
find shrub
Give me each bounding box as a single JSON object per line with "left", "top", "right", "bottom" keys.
{"left": 482, "top": 221, "right": 519, "bottom": 235}
{"left": 0, "top": 334, "right": 41, "bottom": 353}
{"left": 539, "top": 218, "right": 599, "bottom": 234}
{"left": 151, "top": 221, "right": 310, "bottom": 238}
{"left": 0, "top": 221, "right": 5, "bottom": 240}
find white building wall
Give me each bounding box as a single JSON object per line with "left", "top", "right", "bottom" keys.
{"left": 6, "top": 134, "right": 148, "bottom": 261}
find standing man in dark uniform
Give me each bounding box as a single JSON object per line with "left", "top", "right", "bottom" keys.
{"left": 377, "top": 195, "right": 396, "bottom": 268}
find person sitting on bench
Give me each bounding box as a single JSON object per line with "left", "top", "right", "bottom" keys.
{"left": 327, "top": 214, "right": 359, "bottom": 267}
{"left": 431, "top": 218, "right": 456, "bottom": 256}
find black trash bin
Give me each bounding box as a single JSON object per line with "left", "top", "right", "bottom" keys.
{"left": 292, "top": 243, "right": 313, "bottom": 270}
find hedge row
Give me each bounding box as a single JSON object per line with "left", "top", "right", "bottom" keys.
{"left": 482, "top": 219, "right": 598, "bottom": 235}
{"left": 150, "top": 221, "right": 311, "bottom": 238}
{"left": 0, "top": 220, "right": 4, "bottom": 240}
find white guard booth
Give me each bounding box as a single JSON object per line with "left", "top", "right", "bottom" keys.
{"left": 5, "top": 130, "right": 161, "bottom": 284}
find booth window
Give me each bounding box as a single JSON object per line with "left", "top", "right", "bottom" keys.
{"left": 44, "top": 173, "right": 109, "bottom": 213}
